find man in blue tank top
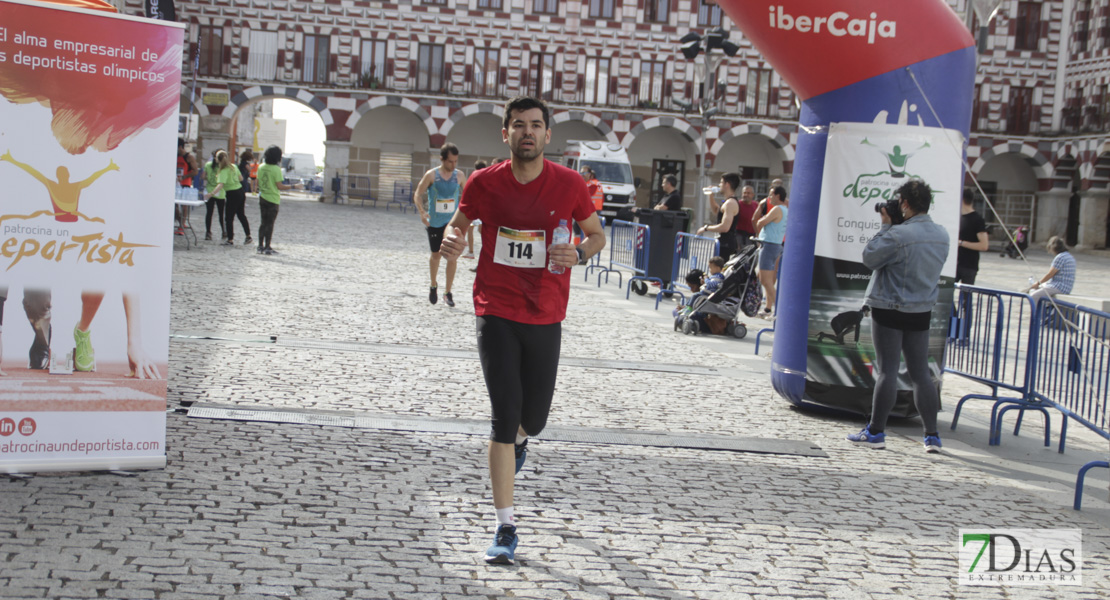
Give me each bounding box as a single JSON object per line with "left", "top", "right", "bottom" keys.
{"left": 415, "top": 143, "right": 468, "bottom": 307}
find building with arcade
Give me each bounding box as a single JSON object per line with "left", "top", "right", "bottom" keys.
{"left": 112, "top": 0, "right": 1110, "bottom": 249}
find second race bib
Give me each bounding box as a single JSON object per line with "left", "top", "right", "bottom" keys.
{"left": 435, "top": 197, "right": 456, "bottom": 214}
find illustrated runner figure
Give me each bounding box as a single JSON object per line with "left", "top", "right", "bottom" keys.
{"left": 439, "top": 96, "right": 606, "bottom": 565}
{"left": 0, "top": 151, "right": 118, "bottom": 222}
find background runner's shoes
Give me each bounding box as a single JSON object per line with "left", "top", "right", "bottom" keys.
{"left": 514, "top": 439, "right": 527, "bottom": 474}
{"left": 444, "top": 292, "right": 455, "bottom": 308}
{"left": 484, "top": 524, "right": 518, "bottom": 565}
{"left": 73, "top": 325, "right": 96, "bottom": 372}
{"left": 429, "top": 287, "right": 438, "bottom": 305}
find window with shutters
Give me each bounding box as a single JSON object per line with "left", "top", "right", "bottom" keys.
{"left": 303, "top": 34, "right": 329, "bottom": 84}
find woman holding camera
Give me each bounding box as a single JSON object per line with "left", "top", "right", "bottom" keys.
{"left": 847, "top": 179, "right": 950, "bottom": 453}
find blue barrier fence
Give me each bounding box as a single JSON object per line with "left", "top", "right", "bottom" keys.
{"left": 1031, "top": 298, "right": 1110, "bottom": 509}
{"left": 346, "top": 175, "right": 377, "bottom": 207}
{"left": 654, "top": 232, "right": 718, "bottom": 310}
{"left": 581, "top": 217, "right": 607, "bottom": 281}
{"left": 946, "top": 286, "right": 1050, "bottom": 447}
{"left": 590, "top": 220, "right": 652, "bottom": 297}
{"left": 388, "top": 181, "right": 413, "bottom": 213}
{"left": 944, "top": 285, "right": 1110, "bottom": 509}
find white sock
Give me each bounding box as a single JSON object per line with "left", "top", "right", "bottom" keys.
{"left": 495, "top": 506, "right": 514, "bottom": 528}
{"left": 515, "top": 433, "right": 528, "bottom": 445}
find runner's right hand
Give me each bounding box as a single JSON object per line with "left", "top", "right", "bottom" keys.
{"left": 440, "top": 226, "right": 464, "bottom": 260}
{"left": 419, "top": 212, "right": 430, "bottom": 227}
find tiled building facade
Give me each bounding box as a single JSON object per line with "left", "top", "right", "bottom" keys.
{"left": 117, "top": 0, "right": 1110, "bottom": 248}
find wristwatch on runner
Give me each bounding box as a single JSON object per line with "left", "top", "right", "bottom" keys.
{"left": 575, "top": 247, "right": 586, "bottom": 265}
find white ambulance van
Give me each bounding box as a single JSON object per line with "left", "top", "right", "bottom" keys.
{"left": 562, "top": 140, "right": 637, "bottom": 220}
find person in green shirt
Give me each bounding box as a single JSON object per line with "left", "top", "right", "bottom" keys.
{"left": 202, "top": 150, "right": 225, "bottom": 240}
{"left": 256, "top": 145, "right": 298, "bottom": 255}
{"left": 207, "top": 150, "right": 251, "bottom": 246}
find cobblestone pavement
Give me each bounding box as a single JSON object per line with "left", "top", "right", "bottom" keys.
{"left": 2, "top": 194, "right": 1110, "bottom": 599}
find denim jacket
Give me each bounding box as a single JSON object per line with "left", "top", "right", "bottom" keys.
{"left": 863, "top": 213, "right": 950, "bottom": 313}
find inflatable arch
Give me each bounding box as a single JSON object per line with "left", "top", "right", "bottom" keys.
{"left": 715, "top": 1, "right": 977, "bottom": 413}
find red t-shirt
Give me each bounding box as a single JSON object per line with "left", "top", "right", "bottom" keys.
{"left": 737, "top": 199, "right": 758, "bottom": 235}
{"left": 460, "top": 159, "right": 595, "bottom": 324}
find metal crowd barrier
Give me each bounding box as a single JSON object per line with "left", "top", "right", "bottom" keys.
{"left": 1030, "top": 298, "right": 1110, "bottom": 509}
{"left": 346, "top": 175, "right": 378, "bottom": 207}
{"left": 589, "top": 219, "right": 653, "bottom": 297}
{"left": 655, "top": 232, "right": 718, "bottom": 310}
{"left": 387, "top": 181, "right": 413, "bottom": 213}
{"left": 581, "top": 217, "right": 607, "bottom": 282}
{"left": 946, "top": 285, "right": 1051, "bottom": 447}
{"left": 944, "top": 285, "right": 1110, "bottom": 509}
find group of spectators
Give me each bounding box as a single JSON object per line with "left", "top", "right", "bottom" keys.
{"left": 177, "top": 138, "right": 296, "bottom": 255}
{"left": 688, "top": 174, "right": 788, "bottom": 320}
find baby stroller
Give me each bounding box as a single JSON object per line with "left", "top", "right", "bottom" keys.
{"left": 674, "top": 244, "right": 762, "bottom": 339}
{"left": 1001, "top": 225, "right": 1028, "bottom": 259}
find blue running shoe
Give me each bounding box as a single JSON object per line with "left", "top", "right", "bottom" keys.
{"left": 847, "top": 425, "right": 886, "bottom": 449}
{"left": 515, "top": 439, "right": 527, "bottom": 474}
{"left": 484, "top": 524, "right": 518, "bottom": 565}
{"left": 924, "top": 435, "right": 942, "bottom": 453}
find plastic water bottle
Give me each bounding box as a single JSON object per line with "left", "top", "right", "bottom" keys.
{"left": 549, "top": 219, "right": 570, "bottom": 274}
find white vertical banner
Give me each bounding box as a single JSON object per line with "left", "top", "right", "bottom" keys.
{"left": 803, "top": 122, "right": 962, "bottom": 414}
{"left": 815, "top": 122, "right": 962, "bottom": 274}
{"left": 0, "top": 0, "right": 184, "bottom": 473}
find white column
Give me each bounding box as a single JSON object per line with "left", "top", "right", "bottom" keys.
{"left": 1077, "top": 188, "right": 1109, "bottom": 250}
{"left": 1034, "top": 189, "right": 1070, "bottom": 244}
{"left": 197, "top": 115, "right": 232, "bottom": 163}
{"left": 323, "top": 140, "right": 352, "bottom": 204}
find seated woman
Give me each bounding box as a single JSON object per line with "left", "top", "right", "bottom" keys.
{"left": 1027, "top": 236, "right": 1077, "bottom": 302}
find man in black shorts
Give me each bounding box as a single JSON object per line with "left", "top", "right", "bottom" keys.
{"left": 439, "top": 96, "right": 606, "bottom": 566}
{"left": 415, "top": 143, "right": 467, "bottom": 306}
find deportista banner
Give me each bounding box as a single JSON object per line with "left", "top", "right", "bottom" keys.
{"left": 0, "top": 0, "right": 184, "bottom": 473}
{"left": 806, "top": 122, "right": 961, "bottom": 415}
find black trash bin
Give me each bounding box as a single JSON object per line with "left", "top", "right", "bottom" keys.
{"left": 634, "top": 208, "right": 690, "bottom": 287}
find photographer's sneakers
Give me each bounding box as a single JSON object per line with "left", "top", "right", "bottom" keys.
{"left": 924, "top": 435, "right": 943, "bottom": 453}
{"left": 847, "top": 425, "right": 886, "bottom": 449}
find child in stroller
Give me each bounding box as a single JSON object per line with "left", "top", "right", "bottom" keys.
{"left": 673, "top": 245, "right": 762, "bottom": 338}
{"left": 1001, "top": 225, "right": 1028, "bottom": 259}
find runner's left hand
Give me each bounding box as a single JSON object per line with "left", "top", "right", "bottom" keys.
{"left": 548, "top": 243, "right": 578, "bottom": 268}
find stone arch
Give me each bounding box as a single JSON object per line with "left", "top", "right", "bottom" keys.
{"left": 711, "top": 123, "right": 796, "bottom": 163}
{"left": 551, "top": 111, "right": 619, "bottom": 144}
{"left": 622, "top": 116, "right": 698, "bottom": 149}
{"left": 441, "top": 102, "right": 504, "bottom": 138}
{"left": 970, "top": 141, "right": 1052, "bottom": 182}
{"left": 222, "top": 86, "right": 334, "bottom": 129}
{"left": 179, "top": 89, "right": 208, "bottom": 117}
{"left": 345, "top": 96, "right": 436, "bottom": 140}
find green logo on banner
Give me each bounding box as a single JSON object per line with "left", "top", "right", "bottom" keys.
{"left": 841, "top": 139, "right": 934, "bottom": 206}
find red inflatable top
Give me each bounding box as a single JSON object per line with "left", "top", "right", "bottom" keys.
{"left": 720, "top": 1, "right": 974, "bottom": 99}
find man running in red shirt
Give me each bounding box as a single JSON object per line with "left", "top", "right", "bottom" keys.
{"left": 439, "top": 96, "right": 606, "bottom": 565}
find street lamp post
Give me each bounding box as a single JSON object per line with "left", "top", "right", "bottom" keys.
{"left": 677, "top": 28, "right": 739, "bottom": 230}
